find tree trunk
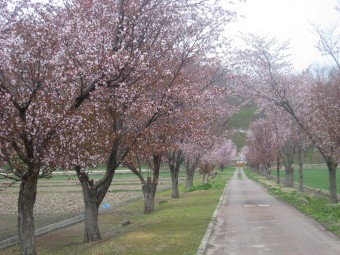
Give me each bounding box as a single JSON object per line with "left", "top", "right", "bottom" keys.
{"left": 142, "top": 154, "right": 160, "bottom": 213}
{"left": 326, "top": 159, "right": 338, "bottom": 204}
{"left": 167, "top": 150, "right": 183, "bottom": 198}
{"left": 143, "top": 177, "right": 158, "bottom": 213}
{"left": 76, "top": 168, "right": 115, "bottom": 243}
{"left": 284, "top": 164, "right": 294, "bottom": 187}
{"left": 84, "top": 192, "right": 102, "bottom": 243}
{"left": 276, "top": 156, "right": 280, "bottom": 184}
{"left": 260, "top": 164, "right": 267, "bottom": 177}
{"left": 185, "top": 165, "right": 195, "bottom": 191}
{"left": 185, "top": 159, "right": 198, "bottom": 191}
{"left": 170, "top": 167, "right": 179, "bottom": 198}
{"left": 18, "top": 173, "right": 38, "bottom": 255}
{"left": 82, "top": 187, "right": 101, "bottom": 242}
{"left": 265, "top": 164, "right": 271, "bottom": 179}
{"left": 201, "top": 173, "right": 206, "bottom": 184}
{"left": 298, "top": 146, "right": 304, "bottom": 192}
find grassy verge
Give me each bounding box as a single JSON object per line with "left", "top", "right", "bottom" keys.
{"left": 0, "top": 168, "right": 234, "bottom": 255}
{"left": 245, "top": 169, "right": 340, "bottom": 236}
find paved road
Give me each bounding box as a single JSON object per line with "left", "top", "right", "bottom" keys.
{"left": 205, "top": 168, "right": 340, "bottom": 255}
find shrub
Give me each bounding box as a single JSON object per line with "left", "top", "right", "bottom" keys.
{"left": 188, "top": 183, "right": 213, "bottom": 192}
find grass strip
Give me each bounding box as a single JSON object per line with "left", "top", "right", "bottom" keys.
{"left": 245, "top": 169, "right": 340, "bottom": 236}
{"left": 0, "top": 169, "right": 234, "bottom": 255}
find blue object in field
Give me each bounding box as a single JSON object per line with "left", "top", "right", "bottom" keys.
{"left": 103, "top": 203, "right": 110, "bottom": 209}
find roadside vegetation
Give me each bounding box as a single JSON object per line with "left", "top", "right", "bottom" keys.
{"left": 245, "top": 169, "right": 340, "bottom": 236}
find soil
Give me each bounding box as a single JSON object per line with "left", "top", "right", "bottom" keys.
{"left": 0, "top": 175, "right": 173, "bottom": 241}
{"left": 0, "top": 178, "right": 171, "bottom": 214}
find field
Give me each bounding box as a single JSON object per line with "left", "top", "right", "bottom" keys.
{"left": 271, "top": 166, "right": 340, "bottom": 193}
{"left": 0, "top": 169, "right": 186, "bottom": 241}
{"left": 0, "top": 169, "right": 234, "bottom": 255}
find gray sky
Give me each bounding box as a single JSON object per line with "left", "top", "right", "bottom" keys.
{"left": 226, "top": 0, "right": 340, "bottom": 70}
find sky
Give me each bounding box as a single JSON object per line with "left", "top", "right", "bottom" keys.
{"left": 226, "top": 0, "right": 340, "bottom": 70}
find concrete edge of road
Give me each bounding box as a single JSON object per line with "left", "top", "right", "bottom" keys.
{"left": 196, "top": 171, "right": 234, "bottom": 255}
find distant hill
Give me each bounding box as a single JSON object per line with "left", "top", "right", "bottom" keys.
{"left": 227, "top": 103, "right": 257, "bottom": 150}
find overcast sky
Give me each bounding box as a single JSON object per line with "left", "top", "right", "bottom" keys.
{"left": 227, "top": 0, "right": 340, "bottom": 70}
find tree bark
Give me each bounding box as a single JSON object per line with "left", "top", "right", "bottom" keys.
{"left": 170, "top": 166, "right": 179, "bottom": 198}
{"left": 185, "top": 159, "right": 199, "bottom": 191}
{"left": 276, "top": 156, "right": 280, "bottom": 184}
{"left": 143, "top": 177, "right": 158, "bottom": 213}
{"left": 76, "top": 167, "right": 115, "bottom": 243}
{"left": 167, "top": 150, "right": 183, "bottom": 199}
{"left": 185, "top": 164, "right": 195, "bottom": 191}
{"left": 185, "top": 173, "right": 194, "bottom": 191}
{"left": 298, "top": 145, "right": 304, "bottom": 192}
{"left": 83, "top": 195, "right": 101, "bottom": 242}
{"left": 265, "top": 164, "right": 271, "bottom": 179}
{"left": 143, "top": 154, "right": 160, "bottom": 213}
{"left": 326, "top": 159, "right": 338, "bottom": 204}
{"left": 201, "top": 173, "right": 206, "bottom": 184}
{"left": 77, "top": 173, "right": 102, "bottom": 242}
{"left": 284, "top": 164, "right": 294, "bottom": 187}
{"left": 18, "top": 172, "right": 38, "bottom": 255}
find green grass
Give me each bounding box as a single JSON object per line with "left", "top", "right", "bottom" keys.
{"left": 0, "top": 169, "right": 235, "bottom": 255}
{"left": 271, "top": 167, "right": 340, "bottom": 193}
{"left": 187, "top": 181, "right": 224, "bottom": 192}
{"left": 245, "top": 169, "right": 340, "bottom": 236}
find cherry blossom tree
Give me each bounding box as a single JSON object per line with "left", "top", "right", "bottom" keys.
{"left": 216, "top": 139, "right": 237, "bottom": 171}
{"left": 263, "top": 107, "right": 309, "bottom": 190}
{"left": 236, "top": 34, "right": 339, "bottom": 203}
{"left": 242, "top": 145, "right": 261, "bottom": 173}
{"left": 61, "top": 0, "right": 236, "bottom": 241}
{"left": 183, "top": 140, "right": 209, "bottom": 186}
{"left": 198, "top": 139, "right": 236, "bottom": 184}
{"left": 313, "top": 23, "right": 340, "bottom": 70}
{"left": 165, "top": 148, "right": 184, "bottom": 198}
{"left": 0, "top": 2, "right": 87, "bottom": 253}
{"left": 0, "top": 0, "right": 237, "bottom": 251}
{"left": 123, "top": 125, "right": 170, "bottom": 214}
{"left": 245, "top": 119, "right": 277, "bottom": 178}
{"left": 272, "top": 116, "right": 298, "bottom": 187}
{"left": 123, "top": 62, "right": 235, "bottom": 207}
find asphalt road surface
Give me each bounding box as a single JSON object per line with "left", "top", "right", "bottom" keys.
{"left": 205, "top": 168, "right": 340, "bottom": 255}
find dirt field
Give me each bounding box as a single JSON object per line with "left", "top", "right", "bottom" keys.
{"left": 0, "top": 174, "right": 176, "bottom": 241}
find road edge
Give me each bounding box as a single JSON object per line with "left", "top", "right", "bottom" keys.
{"left": 196, "top": 171, "right": 235, "bottom": 255}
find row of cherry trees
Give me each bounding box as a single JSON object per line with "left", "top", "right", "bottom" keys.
{"left": 0, "top": 1, "right": 237, "bottom": 254}
{"left": 243, "top": 114, "right": 306, "bottom": 189}
{"left": 238, "top": 31, "right": 339, "bottom": 204}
